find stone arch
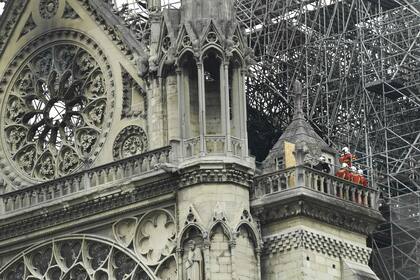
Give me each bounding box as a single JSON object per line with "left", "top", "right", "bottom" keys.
{"left": 0, "top": 235, "right": 156, "bottom": 280}
{"left": 179, "top": 224, "right": 207, "bottom": 248}
{"left": 208, "top": 220, "right": 233, "bottom": 242}
{"left": 179, "top": 225, "right": 206, "bottom": 280}
{"left": 200, "top": 45, "right": 225, "bottom": 62}
{"left": 209, "top": 223, "right": 233, "bottom": 279}
{"left": 176, "top": 49, "right": 196, "bottom": 66}
{"left": 202, "top": 47, "right": 224, "bottom": 136}
{"left": 178, "top": 51, "right": 200, "bottom": 139}
{"left": 234, "top": 224, "right": 260, "bottom": 280}
{"left": 235, "top": 221, "right": 261, "bottom": 250}
{"left": 230, "top": 50, "right": 245, "bottom": 67}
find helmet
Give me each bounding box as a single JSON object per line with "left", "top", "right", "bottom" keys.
{"left": 341, "top": 163, "right": 348, "bottom": 168}
{"left": 358, "top": 169, "right": 364, "bottom": 175}
{"left": 351, "top": 166, "right": 357, "bottom": 172}
{"left": 342, "top": 147, "right": 350, "bottom": 153}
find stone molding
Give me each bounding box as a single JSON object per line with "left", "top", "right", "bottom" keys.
{"left": 0, "top": 177, "right": 177, "bottom": 241}
{"left": 179, "top": 165, "right": 253, "bottom": 189}
{"left": 252, "top": 189, "right": 383, "bottom": 235}
{"left": 263, "top": 229, "right": 371, "bottom": 264}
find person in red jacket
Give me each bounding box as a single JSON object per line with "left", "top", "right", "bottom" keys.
{"left": 352, "top": 167, "right": 362, "bottom": 185}
{"left": 358, "top": 169, "right": 368, "bottom": 187}
{"left": 336, "top": 163, "right": 349, "bottom": 179}
{"left": 346, "top": 166, "right": 357, "bottom": 181}
{"left": 339, "top": 147, "right": 356, "bottom": 168}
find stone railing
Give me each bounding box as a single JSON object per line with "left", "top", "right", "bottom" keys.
{"left": 183, "top": 136, "right": 245, "bottom": 158}
{"left": 252, "top": 165, "right": 379, "bottom": 210}
{"left": 0, "top": 146, "right": 172, "bottom": 214}
{"left": 231, "top": 137, "right": 244, "bottom": 157}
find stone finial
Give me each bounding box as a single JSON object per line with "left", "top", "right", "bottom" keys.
{"left": 292, "top": 80, "right": 304, "bottom": 121}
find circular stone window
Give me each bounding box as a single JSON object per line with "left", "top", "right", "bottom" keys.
{"left": 1, "top": 36, "right": 113, "bottom": 181}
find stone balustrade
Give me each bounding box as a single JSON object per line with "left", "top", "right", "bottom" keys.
{"left": 0, "top": 146, "right": 172, "bottom": 214}
{"left": 183, "top": 136, "right": 245, "bottom": 158}
{"left": 252, "top": 165, "right": 379, "bottom": 210}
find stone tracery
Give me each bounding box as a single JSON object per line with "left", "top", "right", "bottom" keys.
{"left": 2, "top": 42, "right": 111, "bottom": 180}
{"left": 113, "top": 126, "right": 148, "bottom": 160}
{"left": 0, "top": 236, "right": 154, "bottom": 280}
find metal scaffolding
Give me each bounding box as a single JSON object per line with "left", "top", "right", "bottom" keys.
{"left": 68, "top": 0, "right": 420, "bottom": 278}
{"left": 1, "top": 0, "right": 419, "bottom": 278}
{"left": 372, "top": 192, "right": 420, "bottom": 279}
{"left": 233, "top": 2, "right": 419, "bottom": 278}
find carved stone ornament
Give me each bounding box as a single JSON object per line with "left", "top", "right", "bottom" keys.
{"left": 113, "top": 126, "right": 148, "bottom": 160}
{"left": 0, "top": 236, "right": 153, "bottom": 280}
{"left": 156, "top": 256, "right": 177, "bottom": 280}
{"left": 134, "top": 210, "right": 176, "bottom": 266}
{"left": 113, "top": 217, "right": 138, "bottom": 247}
{"left": 39, "top": 0, "right": 59, "bottom": 20}
{"left": 0, "top": 31, "right": 114, "bottom": 182}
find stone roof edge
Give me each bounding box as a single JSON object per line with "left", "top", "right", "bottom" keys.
{"left": 0, "top": 0, "right": 149, "bottom": 62}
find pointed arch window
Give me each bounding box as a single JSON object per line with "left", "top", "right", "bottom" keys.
{"left": 180, "top": 52, "right": 199, "bottom": 138}
{"left": 203, "top": 49, "right": 223, "bottom": 135}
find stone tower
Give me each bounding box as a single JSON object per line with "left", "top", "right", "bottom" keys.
{"left": 0, "top": 0, "right": 383, "bottom": 279}
{"left": 254, "top": 82, "right": 384, "bottom": 279}
{"left": 149, "top": 0, "right": 260, "bottom": 279}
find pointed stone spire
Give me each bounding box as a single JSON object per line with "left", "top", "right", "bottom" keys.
{"left": 261, "top": 80, "right": 336, "bottom": 173}
{"left": 292, "top": 80, "right": 305, "bottom": 121}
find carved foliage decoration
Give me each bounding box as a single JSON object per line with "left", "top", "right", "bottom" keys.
{"left": 39, "top": 0, "right": 59, "bottom": 20}
{"left": 113, "top": 126, "right": 148, "bottom": 160}
{"left": 0, "top": 236, "right": 153, "bottom": 280}
{"left": 1, "top": 37, "right": 113, "bottom": 181}
{"left": 63, "top": 3, "right": 79, "bottom": 19}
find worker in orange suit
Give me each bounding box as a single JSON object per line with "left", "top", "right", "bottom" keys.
{"left": 352, "top": 167, "right": 362, "bottom": 185}
{"left": 339, "top": 147, "right": 355, "bottom": 167}
{"left": 346, "top": 166, "right": 357, "bottom": 181}
{"left": 358, "top": 169, "right": 368, "bottom": 187}
{"left": 336, "top": 163, "right": 349, "bottom": 179}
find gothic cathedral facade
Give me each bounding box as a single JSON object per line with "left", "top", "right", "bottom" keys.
{"left": 0, "top": 1, "right": 383, "bottom": 279}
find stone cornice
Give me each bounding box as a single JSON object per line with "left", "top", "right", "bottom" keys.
{"left": 179, "top": 163, "right": 254, "bottom": 189}
{"left": 263, "top": 229, "right": 372, "bottom": 264}
{"left": 251, "top": 187, "right": 384, "bottom": 235}
{"left": 0, "top": 176, "right": 178, "bottom": 241}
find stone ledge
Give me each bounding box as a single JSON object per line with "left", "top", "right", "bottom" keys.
{"left": 251, "top": 187, "right": 384, "bottom": 235}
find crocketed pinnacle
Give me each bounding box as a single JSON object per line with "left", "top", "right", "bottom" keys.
{"left": 293, "top": 80, "right": 305, "bottom": 121}
{"left": 261, "top": 80, "right": 336, "bottom": 173}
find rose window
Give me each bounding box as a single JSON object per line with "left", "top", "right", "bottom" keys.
{"left": 2, "top": 44, "right": 110, "bottom": 180}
